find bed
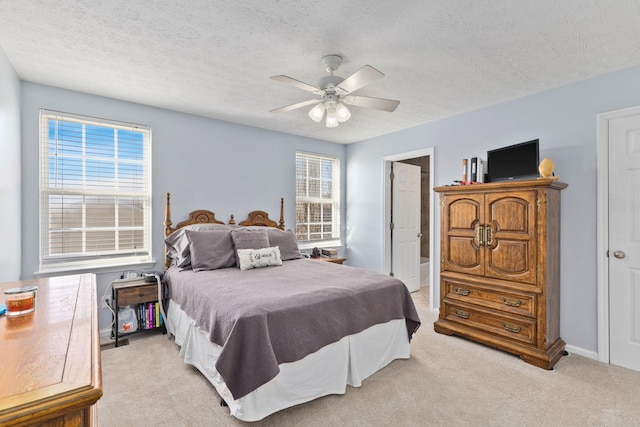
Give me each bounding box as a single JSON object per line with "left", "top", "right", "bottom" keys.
{"left": 162, "top": 193, "right": 421, "bottom": 421}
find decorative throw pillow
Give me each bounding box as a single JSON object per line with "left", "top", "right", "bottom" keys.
{"left": 230, "top": 228, "right": 270, "bottom": 266}
{"left": 165, "top": 223, "right": 233, "bottom": 268}
{"left": 185, "top": 230, "right": 236, "bottom": 272}
{"left": 237, "top": 246, "right": 283, "bottom": 271}
{"left": 265, "top": 228, "right": 302, "bottom": 261}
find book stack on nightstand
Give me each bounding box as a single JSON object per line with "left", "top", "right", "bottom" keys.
{"left": 321, "top": 248, "right": 338, "bottom": 258}
{"left": 310, "top": 248, "right": 345, "bottom": 264}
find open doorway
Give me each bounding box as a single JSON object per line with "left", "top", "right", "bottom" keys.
{"left": 398, "top": 156, "right": 431, "bottom": 288}
{"left": 383, "top": 148, "right": 434, "bottom": 311}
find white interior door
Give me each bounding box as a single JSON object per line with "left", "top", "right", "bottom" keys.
{"left": 391, "top": 162, "right": 421, "bottom": 292}
{"left": 609, "top": 113, "right": 640, "bottom": 371}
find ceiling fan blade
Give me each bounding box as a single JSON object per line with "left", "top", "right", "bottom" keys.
{"left": 344, "top": 95, "right": 400, "bottom": 112}
{"left": 270, "top": 99, "right": 320, "bottom": 113}
{"left": 337, "top": 65, "right": 385, "bottom": 94}
{"left": 270, "top": 75, "right": 323, "bottom": 94}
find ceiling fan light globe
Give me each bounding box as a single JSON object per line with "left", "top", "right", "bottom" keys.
{"left": 308, "top": 103, "right": 325, "bottom": 122}
{"left": 335, "top": 102, "right": 351, "bottom": 122}
{"left": 325, "top": 112, "right": 339, "bottom": 128}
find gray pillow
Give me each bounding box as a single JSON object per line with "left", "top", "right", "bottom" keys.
{"left": 230, "top": 228, "right": 270, "bottom": 267}
{"left": 266, "top": 228, "right": 302, "bottom": 261}
{"left": 165, "top": 223, "right": 232, "bottom": 268}
{"left": 186, "top": 230, "right": 236, "bottom": 271}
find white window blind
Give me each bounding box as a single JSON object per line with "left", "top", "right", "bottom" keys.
{"left": 39, "top": 110, "right": 152, "bottom": 272}
{"left": 295, "top": 152, "right": 340, "bottom": 244}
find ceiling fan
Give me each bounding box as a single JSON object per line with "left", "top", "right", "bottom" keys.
{"left": 270, "top": 54, "right": 400, "bottom": 128}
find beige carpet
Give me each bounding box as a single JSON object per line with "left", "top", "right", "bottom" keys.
{"left": 98, "top": 290, "right": 640, "bottom": 426}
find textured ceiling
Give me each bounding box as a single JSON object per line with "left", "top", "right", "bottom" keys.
{"left": 1, "top": 1, "right": 640, "bottom": 144}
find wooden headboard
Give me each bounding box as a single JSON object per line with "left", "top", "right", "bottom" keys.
{"left": 163, "top": 192, "right": 285, "bottom": 268}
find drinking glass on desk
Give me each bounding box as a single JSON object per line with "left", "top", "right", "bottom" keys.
{"left": 3, "top": 286, "right": 38, "bottom": 316}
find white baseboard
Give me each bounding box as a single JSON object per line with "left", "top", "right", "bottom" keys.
{"left": 564, "top": 344, "right": 598, "bottom": 360}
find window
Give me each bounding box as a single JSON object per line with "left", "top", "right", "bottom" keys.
{"left": 39, "top": 110, "right": 152, "bottom": 272}
{"left": 295, "top": 152, "right": 340, "bottom": 245}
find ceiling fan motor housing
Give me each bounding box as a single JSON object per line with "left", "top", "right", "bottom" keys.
{"left": 318, "top": 75, "right": 345, "bottom": 92}
{"left": 322, "top": 54, "right": 343, "bottom": 73}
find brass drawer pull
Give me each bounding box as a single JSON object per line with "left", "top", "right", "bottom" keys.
{"left": 453, "top": 287, "right": 470, "bottom": 296}
{"left": 453, "top": 309, "right": 470, "bottom": 319}
{"left": 476, "top": 225, "right": 484, "bottom": 246}
{"left": 500, "top": 322, "right": 522, "bottom": 333}
{"left": 500, "top": 296, "right": 522, "bottom": 307}
{"left": 486, "top": 226, "right": 493, "bottom": 245}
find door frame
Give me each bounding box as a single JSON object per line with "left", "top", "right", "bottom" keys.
{"left": 596, "top": 104, "right": 640, "bottom": 363}
{"left": 382, "top": 147, "right": 435, "bottom": 310}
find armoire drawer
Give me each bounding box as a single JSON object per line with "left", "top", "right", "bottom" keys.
{"left": 442, "top": 278, "right": 536, "bottom": 318}
{"left": 442, "top": 302, "right": 536, "bottom": 346}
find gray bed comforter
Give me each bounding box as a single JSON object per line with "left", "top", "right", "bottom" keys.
{"left": 166, "top": 258, "right": 421, "bottom": 400}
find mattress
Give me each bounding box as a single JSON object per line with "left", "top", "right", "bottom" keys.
{"left": 165, "top": 259, "right": 420, "bottom": 399}
{"left": 166, "top": 300, "right": 411, "bottom": 421}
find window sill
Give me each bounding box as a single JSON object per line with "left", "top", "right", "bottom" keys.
{"left": 298, "top": 241, "right": 343, "bottom": 250}
{"left": 34, "top": 260, "right": 157, "bottom": 278}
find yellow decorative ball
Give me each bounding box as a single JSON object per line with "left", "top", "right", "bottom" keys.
{"left": 538, "top": 158, "right": 554, "bottom": 178}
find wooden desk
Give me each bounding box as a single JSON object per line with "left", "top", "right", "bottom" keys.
{"left": 0, "top": 274, "right": 102, "bottom": 426}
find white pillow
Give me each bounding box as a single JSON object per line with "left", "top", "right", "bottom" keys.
{"left": 237, "top": 246, "right": 283, "bottom": 271}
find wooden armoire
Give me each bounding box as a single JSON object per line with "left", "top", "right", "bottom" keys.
{"left": 433, "top": 178, "right": 567, "bottom": 369}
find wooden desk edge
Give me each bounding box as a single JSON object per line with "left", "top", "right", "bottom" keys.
{"left": 0, "top": 273, "right": 102, "bottom": 426}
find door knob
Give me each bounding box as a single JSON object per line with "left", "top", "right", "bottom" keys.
{"left": 417, "top": 233, "right": 423, "bottom": 238}
{"left": 613, "top": 250, "right": 626, "bottom": 259}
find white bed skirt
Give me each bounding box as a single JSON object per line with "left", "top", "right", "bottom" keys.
{"left": 166, "top": 300, "right": 411, "bottom": 422}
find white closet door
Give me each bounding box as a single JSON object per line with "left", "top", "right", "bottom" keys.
{"left": 609, "top": 113, "right": 640, "bottom": 371}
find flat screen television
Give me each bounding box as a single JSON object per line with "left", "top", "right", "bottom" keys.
{"left": 487, "top": 139, "right": 539, "bottom": 182}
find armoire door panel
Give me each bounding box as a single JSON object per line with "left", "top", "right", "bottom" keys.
{"left": 485, "top": 191, "right": 537, "bottom": 284}
{"left": 448, "top": 236, "right": 483, "bottom": 271}
{"left": 447, "top": 195, "right": 483, "bottom": 231}
{"left": 442, "top": 194, "right": 485, "bottom": 275}
{"left": 486, "top": 240, "right": 534, "bottom": 282}
{"left": 487, "top": 196, "right": 532, "bottom": 233}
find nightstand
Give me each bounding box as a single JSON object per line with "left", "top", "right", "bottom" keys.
{"left": 112, "top": 278, "right": 164, "bottom": 347}
{"left": 313, "top": 257, "right": 346, "bottom": 265}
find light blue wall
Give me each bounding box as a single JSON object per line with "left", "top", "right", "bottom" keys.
{"left": 346, "top": 64, "right": 640, "bottom": 353}
{"left": 20, "top": 82, "right": 345, "bottom": 330}
{"left": 12, "top": 60, "right": 640, "bottom": 351}
{"left": 0, "top": 47, "right": 21, "bottom": 281}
